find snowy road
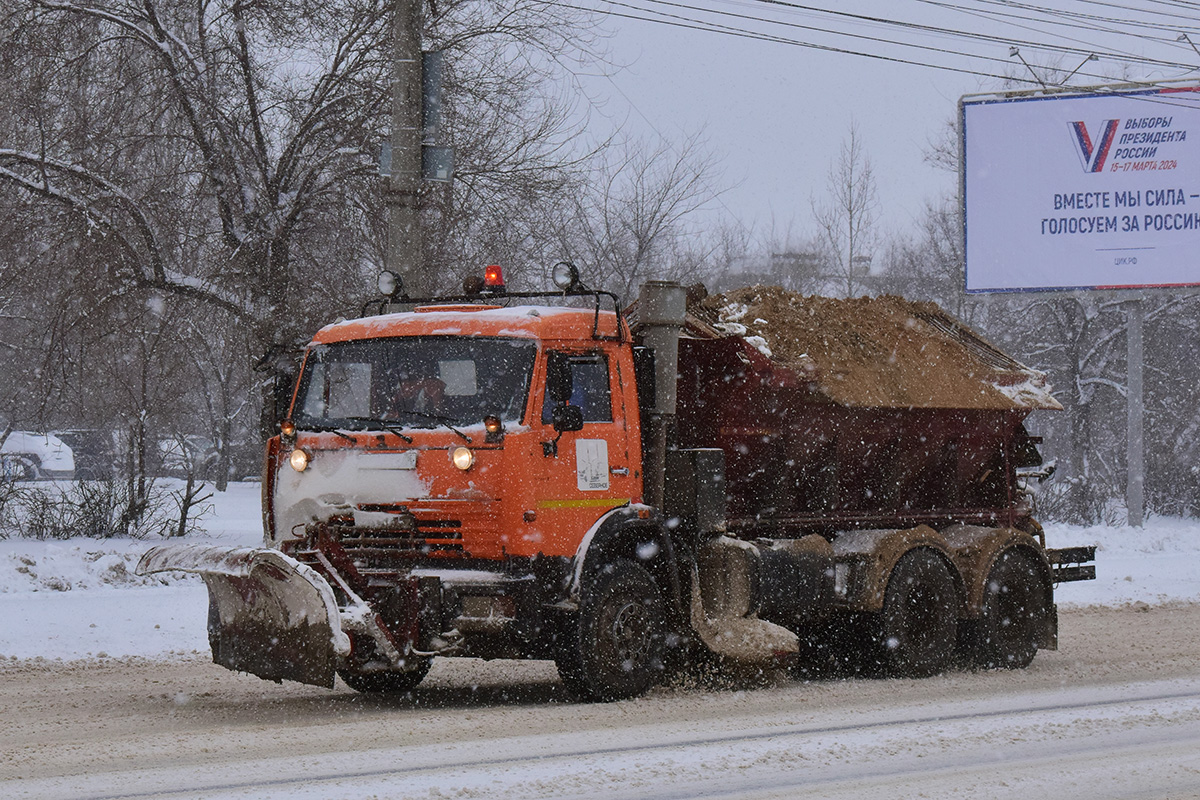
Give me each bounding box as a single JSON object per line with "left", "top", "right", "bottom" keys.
{"left": 14, "top": 680, "right": 1200, "bottom": 800}
{"left": 5, "top": 604, "right": 1200, "bottom": 800}
{"left": 4, "top": 487, "right": 1198, "bottom": 798}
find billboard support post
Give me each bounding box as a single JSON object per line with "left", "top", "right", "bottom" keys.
{"left": 1125, "top": 297, "right": 1145, "bottom": 527}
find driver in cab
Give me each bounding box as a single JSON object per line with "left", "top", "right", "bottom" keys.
{"left": 387, "top": 360, "right": 445, "bottom": 417}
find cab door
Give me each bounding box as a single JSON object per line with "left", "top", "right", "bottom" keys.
{"left": 534, "top": 347, "right": 640, "bottom": 557}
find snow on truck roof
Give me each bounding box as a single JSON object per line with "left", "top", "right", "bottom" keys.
{"left": 684, "top": 287, "right": 1062, "bottom": 412}
{"left": 314, "top": 304, "right": 621, "bottom": 344}
{"left": 315, "top": 288, "right": 1058, "bottom": 412}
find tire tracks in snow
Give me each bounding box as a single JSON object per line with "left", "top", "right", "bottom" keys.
{"left": 15, "top": 678, "right": 1200, "bottom": 800}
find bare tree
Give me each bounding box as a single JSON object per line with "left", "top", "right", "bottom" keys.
{"left": 552, "top": 134, "right": 725, "bottom": 299}
{"left": 1143, "top": 299, "right": 1200, "bottom": 515}
{"left": 923, "top": 116, "right": 959, "bottom": 174}
{"left": 981, "top": 292, "right": 1200, "bottom": 523}
{"left": 703, "top": 212, "right": 824, "bottom": 295}
{"left": 0, "top": 0, "right": 608, "bottom": 440}
{"left": 811, "top": 123, "right": 879, "bottom": 298}
{"left": 179, "top": 315, "right": 255, "bottom": 491}
{"left": 875, "top": 198, "right": 974, "bottom": 318}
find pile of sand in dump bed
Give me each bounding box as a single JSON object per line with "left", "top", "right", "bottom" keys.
{"left": 693, "top": 286, "right": 1059, "bottom": 410}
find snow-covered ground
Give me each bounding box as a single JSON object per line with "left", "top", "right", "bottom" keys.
{"left": 0, "top": 481, "right": 262, "bottom": 661}
{"left": 0, "top": 481, "right": 1197, "bottom": 661}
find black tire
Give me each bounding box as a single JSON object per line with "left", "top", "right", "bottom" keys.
{"left": 880, "top": 549, "right": 959, "bottom": 678}
{"left": 555, "top": 558, "right": 667, "bottom": 702}
{"left": 338, "top": 658, "right": 431, "bottom": 693}
{"left": 976, "top": 549, "right": 1049, "bottom": 670}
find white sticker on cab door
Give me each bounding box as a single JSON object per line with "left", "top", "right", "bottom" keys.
{"left": 575, "top": 439, "right": 610, "bottom": 491}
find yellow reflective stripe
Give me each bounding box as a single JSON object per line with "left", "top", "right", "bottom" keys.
{"left": 536, "top": 497, "right": 631, "bottom": 510}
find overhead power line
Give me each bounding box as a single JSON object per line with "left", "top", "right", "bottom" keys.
{"left": 909, "top": 0, "right": 1200, "bottom": 65}
{"left": 656, "top": 0, "right": 1195, "bottom": 76}
{"left": 560, "top": 0, "right": 1029, "bottom": 84}
{"left": 568, "top": 0, "right": 1200, "bottom": 87}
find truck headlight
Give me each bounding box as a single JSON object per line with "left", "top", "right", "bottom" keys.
{"left": 451, "top": 446, "right": 474, "bottom": 470}
{"left": 289, "top": 448, "right": 311, "bottom": 472}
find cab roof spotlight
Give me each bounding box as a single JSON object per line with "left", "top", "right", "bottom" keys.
{"left": 484, "top": 414, "right": 504, "bottom": 443}
{"left": 551, "top": 261, "right": 582, "bottom": 292}
{"left": 378, "top": 270, "right": 405, "bottom": 300}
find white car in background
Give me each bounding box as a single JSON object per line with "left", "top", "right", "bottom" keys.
{"left": 1, "top": 430, "right": 76, "bottom": 480}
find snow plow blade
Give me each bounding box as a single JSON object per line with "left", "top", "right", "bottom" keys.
{"left": 136, "top": 544, "right": 350, "bottom": 689}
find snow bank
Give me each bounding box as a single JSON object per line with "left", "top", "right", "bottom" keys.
{"left": 0, "top": 478, "right": 1196, "bottom": 661}
{"left": 0, "top": 481, "right": 263, "bottom": 594}
{"left": 0, "top": 538, "right": 190, "bottom": 593}
{"left": 0, "top": 585, "right": 210, "bottom": 660}
{"left": 0, "top": 482, "right": 262, "bottom": 661}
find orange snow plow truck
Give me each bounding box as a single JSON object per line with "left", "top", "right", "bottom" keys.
{"left": 139, "top": 269, "right": 1094, "bottom": 701}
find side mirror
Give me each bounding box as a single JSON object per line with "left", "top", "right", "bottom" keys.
{"left": 546, "top": 353, "right": 573, "bottom": 404}
{"left": 552, "top": 404, "right": 584, "bottom": 433}
{"left": 273, "top": 371, "right": 297, "bottom": 424}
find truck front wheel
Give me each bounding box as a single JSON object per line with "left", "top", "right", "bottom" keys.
{"left": 556, "top": 558, "right": 666, "bottom": 702}
{"left": 976, "top": 549, "right": 1049, "bottom": 669}
{"left": 880, "top": 549, "right": 959, "bottom": 678}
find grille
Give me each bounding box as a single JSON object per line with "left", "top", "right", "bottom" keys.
{"left": 341, "top": 514, "right": 465, "bottom": 557}
{"left": 343, "top": 501, "right": 498, "bottom": 560}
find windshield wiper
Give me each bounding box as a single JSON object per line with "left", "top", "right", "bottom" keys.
{"left": 294, "top": 422, "right": 356, "bottom": 443}
{"left": 393, "top": 409, "right": 472, "bottom": 443}
{"left": 343, "top": 417, "right": 414, "bottom": 444}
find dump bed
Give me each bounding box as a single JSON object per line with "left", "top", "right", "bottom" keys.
{"left": 669, "top": 288, "right": 1059, "bottom": 536}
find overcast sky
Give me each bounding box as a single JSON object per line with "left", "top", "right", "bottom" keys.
{"left": 573, "top": 0, "right": 1200, "bottom": 248}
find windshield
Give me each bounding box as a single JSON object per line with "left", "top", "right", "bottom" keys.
{"left": 293, "top": 336, "right": 537, "bottom": 430}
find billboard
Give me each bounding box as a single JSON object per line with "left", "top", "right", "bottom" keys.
{"left": 962, "top": 84, "right": 1200, "bottom": 293}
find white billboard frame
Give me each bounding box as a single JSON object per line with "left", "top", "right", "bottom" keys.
{"left": 961, "top": 81, "right": 1200, "bottom": 294}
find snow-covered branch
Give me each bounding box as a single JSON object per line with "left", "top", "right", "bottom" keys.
{"left": 0, "top": 152, "right": 253, "bottom": 322}
{"left": 1078, "top": 376, "right": 1127, "bottom": 398}
{"left": 0, "top": 149, "right": 166, "bottom": 279}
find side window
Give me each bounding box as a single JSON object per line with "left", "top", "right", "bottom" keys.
{"left": 541, "top": 353, "right": 613, "bottom": 423}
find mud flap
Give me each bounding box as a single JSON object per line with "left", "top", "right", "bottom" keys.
{"left": 689, "top": 548, "right": 799, "bottom": 663}
{"left": 137, "top": 545, "right": 351, "bottom": 688}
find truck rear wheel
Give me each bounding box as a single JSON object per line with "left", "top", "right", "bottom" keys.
{"left": 976, "top": 549, "right": 1048, "bottom": 669}
{"left": 880, "top": 549, "right": 959, "bottom": 678}
{"left": 555, "top": 558, "right": 666, "bottom": 702}
{"left": 338, "top": 659, "right": 431, "bottom": 693}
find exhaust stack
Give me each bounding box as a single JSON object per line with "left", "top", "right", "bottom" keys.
{"left": 637, "top": 281, "right": 687, "bottom": 510}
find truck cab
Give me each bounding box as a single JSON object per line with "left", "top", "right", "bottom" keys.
{"left": 268, "top": 303, "right": 642, "bottom": 562}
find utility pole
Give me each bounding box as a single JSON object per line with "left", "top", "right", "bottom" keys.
{"left": 386, "top": 0, "right": 425, "bottom": 294}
